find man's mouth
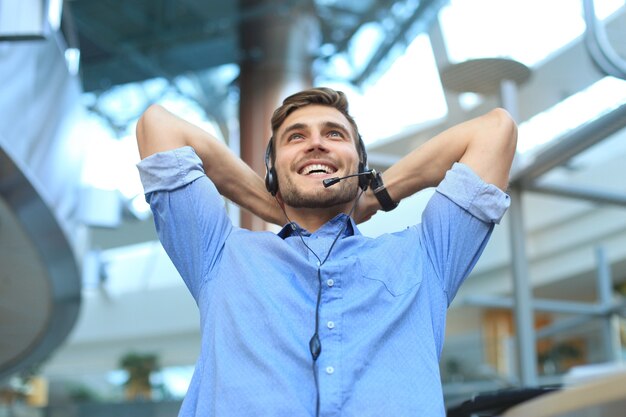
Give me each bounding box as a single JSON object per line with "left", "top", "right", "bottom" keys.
{"left": 298, "top": 163, "right": 337, "bottom": 176}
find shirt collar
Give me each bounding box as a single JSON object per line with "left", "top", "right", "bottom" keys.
{"left": 277, "top": 213, "right": 360, "bottom": 240}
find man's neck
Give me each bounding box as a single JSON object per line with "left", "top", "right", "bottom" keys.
{"left": 283, "top": 204, "right": 351, "bottom": 233}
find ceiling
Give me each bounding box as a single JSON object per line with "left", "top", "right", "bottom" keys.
{"left": 65, "top": 0, "right": 448, "bottom": 93}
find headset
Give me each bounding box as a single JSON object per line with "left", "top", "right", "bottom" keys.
{"left": 264, "top": 134, "right": 370, "bottom": 196}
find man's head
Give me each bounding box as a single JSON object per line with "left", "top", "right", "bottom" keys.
{"left": 265, "top": 87, "right": 366, "bottom": 211}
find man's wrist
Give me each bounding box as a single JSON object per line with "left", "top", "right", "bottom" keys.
{"left": 370, "top": 171, "right": 398, "bottom": 212}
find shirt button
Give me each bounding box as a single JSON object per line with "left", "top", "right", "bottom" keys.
{"left": 326, "top": 366, "right": 335, "bottom": 375}
{"left": 327, "top": 321, "right": 335, "bottom": 329}
{"left": 326, "top": 279, "right": 334, "bottom": 287}
{"left": 316, "top": 261, "right": 321, "bottom": 267}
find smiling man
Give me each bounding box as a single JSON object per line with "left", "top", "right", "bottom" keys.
{"left": 270, "top": 102, "right": 364, "bottom": 229}
{"left": 136, "top": 87, "right": 517, "bottom": 416}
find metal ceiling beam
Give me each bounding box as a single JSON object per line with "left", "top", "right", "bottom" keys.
{"left": 525, "top": 182, "right": 626, "bottom": 207}
{"left": 463, "top": 295, "right": 619, "bottom": 316}
{"left": 535, "top": 314, "right": 593, "bottom": 339}
{"left": 325, "top": 1, "right": 386, "bottom": 54}
{"left": 116, "top": 1, "right": 291, "bottom": 49}
{"left": 73, "top": 9, "right": 176, "bottom": 84}
{"left": 510, "top": 102, "right": 626, "bottom": 187}
{"left": 352, "top": 0, "right": 447, "bottom": 86}
{"left": 583, "top": 0, "right": 626, "bottom": 80}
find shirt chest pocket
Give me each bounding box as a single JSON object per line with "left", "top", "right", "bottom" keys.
{"left": 357, "top": 256, "right": 422, "bottom": 297}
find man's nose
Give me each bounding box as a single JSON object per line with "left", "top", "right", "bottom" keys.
{"left": 307, "top": 132, "right": 327, "bottom": 151}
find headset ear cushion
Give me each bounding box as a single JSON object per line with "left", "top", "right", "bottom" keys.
{"left": 358, "top": 161, "right": 369, "bottom": 191}
{"left": 264, "top": 169, "right": 271, "bottom": 194}
{"left": 266, "top": 167, "right": 278, "bottom": 196}
{"left": 264, "top": 138, "right": 279, "bottom": 195}
{"left": 357, "top": 135, "right": 369, "bottom": 191}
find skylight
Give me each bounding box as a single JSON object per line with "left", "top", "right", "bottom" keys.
{"left": 439, "top": 0, "right": 625, "bottom": 67}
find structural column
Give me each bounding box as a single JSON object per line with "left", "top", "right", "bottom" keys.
{"left": 238, "top": 0, "right": 319, "bottom": 230}
{"left": 595, "top": 246, "right": 622, "bottom": 362}
{"left": 499, "top": 74, "right": 538, "bottom": 386}
{"left": 508, "top": 187, "right": 538, "bottom": 386}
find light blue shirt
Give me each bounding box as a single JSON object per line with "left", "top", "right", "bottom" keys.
{"left": 138, "top": 146, "right": 510, "bottom": 417}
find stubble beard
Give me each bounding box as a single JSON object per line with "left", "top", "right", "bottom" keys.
{"left": 278, "top": 174, "right": 359, "bottom": 209}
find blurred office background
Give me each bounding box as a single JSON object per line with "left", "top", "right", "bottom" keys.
{"left": 1, "top": 0, "right": 625, "bottom": 415}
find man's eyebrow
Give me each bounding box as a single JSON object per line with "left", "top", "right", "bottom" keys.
{"left": 279, "top": 121, "right": 352, "bottom": 140}
{"left": 322, "top": 121, "right": 350, "bottom": 135}
{"left": 280, "top": 122, "right": 309, "bottom": 139}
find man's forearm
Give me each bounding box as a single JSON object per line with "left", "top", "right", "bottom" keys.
{"left": 357, "top": 108, "right": 517, "bottom": 219}
{"left": 136, "top": 105, "right": 283, "bottom": 224}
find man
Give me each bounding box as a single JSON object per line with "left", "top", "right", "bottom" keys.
{"left": 136, "top": 87, "right": 516, "bottom": 416}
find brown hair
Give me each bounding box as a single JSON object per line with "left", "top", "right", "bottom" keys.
{"left": 271, "top": 87, "right": 359, "bottom": 139}
{"left": 269, "top": 87, "right": 362, "bottom": 161}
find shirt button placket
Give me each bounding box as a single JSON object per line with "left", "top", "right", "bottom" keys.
{"left": 321, "top": 268, "right": 340, "bottom": 411}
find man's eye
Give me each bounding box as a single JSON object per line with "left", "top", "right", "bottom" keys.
{"left": 289, "top": 133, "right": 304, "bottom": 141}
{"left": 328, "top": 130, "right": 343, "bottom": 138}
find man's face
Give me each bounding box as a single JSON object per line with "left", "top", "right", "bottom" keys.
{"left": 273, "top": 105, "right": 360, "bottom": 209}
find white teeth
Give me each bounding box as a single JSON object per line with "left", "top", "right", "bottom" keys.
{"left": 301, "top": 164, "right": 336, "bottom": 175}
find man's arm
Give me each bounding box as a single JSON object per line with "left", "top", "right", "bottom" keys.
{"left": 136, "top": 104, "right": 283, "bottom": 224}
{"left": 136, "top": 105, "right": 516, "bottom": 225}
{"left": 355, "top": 108, "right": 517, "bottom": 221}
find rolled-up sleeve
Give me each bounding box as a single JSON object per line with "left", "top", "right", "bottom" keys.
{"left": 436, "top": 162, "right": 510, "bottom": 224}
{"left": 419, "top": 162, "right": 510, "bottom": 303}
{"left": 137, "top": 146, "right": 206, "bottom": 194}
{"left": 137, "top": 146, "right": 232, "bottom": 299}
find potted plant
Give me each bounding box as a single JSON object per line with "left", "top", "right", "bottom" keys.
{"left": 119, "top": 352, "right": 159, "bottom": 401}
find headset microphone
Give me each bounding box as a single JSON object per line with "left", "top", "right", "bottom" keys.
{"left": 323, "top": 170, "right": 374, "bottom": 188}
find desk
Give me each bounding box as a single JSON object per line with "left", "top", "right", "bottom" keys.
{"left": 502, "top": 371, "right": 626, "bottom": 417}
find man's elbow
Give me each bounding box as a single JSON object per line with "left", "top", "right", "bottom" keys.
{"left": 489, "top": 107, "right": 518, "bottom": 159}
{"left": 476, "top": 108, "right": 517, "bottom": 190}
{"left": 136, "top": 104, "right": 169, "bottom": 159}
